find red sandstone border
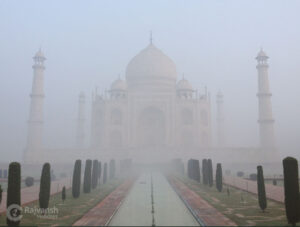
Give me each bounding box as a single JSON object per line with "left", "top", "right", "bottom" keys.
{"left": 73, "top": 178, "right": 135, "bottom": 226}
{"left": 168, "top": 175, "right": 237, "bottom": 226}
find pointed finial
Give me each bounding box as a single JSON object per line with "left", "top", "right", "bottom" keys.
{"left": 150, "top": 30, "right": 153, "bottom": 45}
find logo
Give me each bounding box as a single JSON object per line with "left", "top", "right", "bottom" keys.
{"left": 7, "top": 204, "right": 23, "bottom": 222}
{"left": 7, "top": 204, "right": 59, "bottom": 220}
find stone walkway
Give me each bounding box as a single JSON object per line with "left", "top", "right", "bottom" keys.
{"left": 73, "top": 179, "right": 135, "bottom": 226}
{"left": 0, "top": 177, "right": 72, "bottom": 213}
{"left": 223, "top": 176, "right": 284, "bottom": 203}
{"left": 109, "top": 173, "right": 199, "bottom": 226}
{"left": 168, "top": 176, "right": 237, "bottom": 226}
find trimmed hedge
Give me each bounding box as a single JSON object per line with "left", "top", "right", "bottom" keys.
{"left": 62, "top": 186, "right": 66, "bottom": 203}
{"left": 216, "top": 163, "right": 223, "bottom": 192}
{"left": 25, "top": 176, "right": 34, "bottom": 187}
{"left": 39, "top": 163, "right": 51, "bottom": 210}
{"left": 91, "top": 160, "right": 99, "bottom": 189}
{"left": 207, "top": 159, "right": 213, "bottom": 187}
{"left": 187, "top": 159, "right": 200, "bottom": 182}
{"left": 202, "top": 159, "right": 208, "bottom": 185}
{"left": 103, "top": 163, "right": 107, "bottom": 184}
{"left": 72, "top": 159, "right": 81, "bottom": 198}
{"left": 283, "top": 157, "right": 300, "bottom": 225}
{"left": 83, "top": 160, "right": 92, "bottom": 193}
{"left": 257, "top": 165, "right": 267, "bottom": 212}
{"left": 98, "top": 161, "right": 102, "bottom": 184}
{"left": 6, "top": 162, "right": 21, "bottom": 226}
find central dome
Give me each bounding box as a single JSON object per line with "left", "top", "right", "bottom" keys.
{"left": 126, "top": 44, "right": 177, "bottom": 84}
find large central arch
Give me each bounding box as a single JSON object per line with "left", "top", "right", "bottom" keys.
{"left": 138, "top": 107, "right": 166, "bottom": 147}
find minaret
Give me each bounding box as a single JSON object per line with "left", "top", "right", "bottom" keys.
{"left": 216, "top": 91, "right": 225, "bottom": 147}
{"left": 256, "top": 49, "right": 276, "bottom": 150}
{"left": 76, "top": 92, "right": 85, "bottom": 148}
{"left": 24, "top": 49, "right": 46, "bottom": 163}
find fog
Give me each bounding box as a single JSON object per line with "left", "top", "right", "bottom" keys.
{"left": 0, "top": 0, "right": 300, "bottom": 162}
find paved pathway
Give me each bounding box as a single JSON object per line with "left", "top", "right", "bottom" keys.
{"left": 0, "top": 177, "right": 71, "bottom": 213}
{"left": 73, "top": 179, "right": 135, "bottom": 226}
{"left": 168, "top": 176, "right": 237, "bottom": 226}
{"left": 109, "top": 173, "right": 200, "bottom": 226}
{"left": 223, "top": 176, "right": 284, "bottom": 203}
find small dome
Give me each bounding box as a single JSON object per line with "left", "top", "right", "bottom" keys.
{"left": 256, "top": 49, "right": 268, "bottom": 59}
{"left": 177, "top": 78, "right": 193, "bottom": 91}
{"left": 34, "top": 49, "right": 45, "bottom": 59}
{"left": 126, "top": 44, "right": 177, "bottom": 83}
{"left": 111, "top": 78, "right": 127, "bottom": 91}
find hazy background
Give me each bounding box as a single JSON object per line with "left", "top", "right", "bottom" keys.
{"left": 0, "top": 0, "right": 299, "bottom": 162}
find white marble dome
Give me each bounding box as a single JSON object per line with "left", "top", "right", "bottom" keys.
{"left": 111, "top": 78, "right": 127, "bottom": 91}
{"left": 256, "top": 49, "right": 268, "bottom": 60}
{"left": 177, "top": 78, "right": 193, "bottom": 90}
{"left": 126, "top": 44, "right": 177, "bottom": 83}
{"left": 34, "top": 49, "right": 45, "bottom": 59}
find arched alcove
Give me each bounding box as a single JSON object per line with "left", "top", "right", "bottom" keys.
{"left": 181, "top": 108, "right": 193, "bottom": 125}
{"left": 138, "top": 107, "right": 166, "bottom": 147}
{"left": 201, "top": 110, "right": 208, "bottom": 126}
{"left": 111, "top": 109, "right": 122, "bottom": 125}
{"left": 110, "top": 131, "right": 122, "bottom": 148}
{"left": 182, "top": 131, "right": 194, "bottom": 146}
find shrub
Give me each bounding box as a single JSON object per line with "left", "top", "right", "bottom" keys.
{"left": 72, "top": 159, "right": 81, "bottom": 198}
{"left": 187, "top": 159, "right": 200, "bottom": 182}
{"left": 237, "top": 171, "right": 244, "bottom": 177}
{"left": 202, "top": 159, "right": 208, "bottom": 185}
{"left": 207, "top": 159, "right": 213, "bottom": 187}
{"left": 187, "top": 159, "right": 192, "bottom": 179}
{"left": 216, "top": 163, "right": 223, "bottom": 192}
{"left": 62, "top": 186, "right": 66, "bottom": 203}
{"left": 83, "top": 160, "right": 92, "bottom": 193}
{"left": 98, "top": 162, "right": 102, "bottom": 184}
{"left": 91, "top": 160, "right": 99, "bottom": 189}
{"left": 103, "top": 163, "right": 107, "bottom": 184}
{"left": 109, "top": 159, "right": 116, "bottom": 179}
{"left": 0, "top": 185, "right": 2, "bottom": 205}
{"left": 257, "top": 165, "right": 267, "bottom": 212}
{"left": 283, "top": 157, "right": 300, "bottom": 225}
{"left": 25, "top": 176, "right": 34, "bottom": 187}
{"left": 6, "top": 162, "right": 21, "bottom": 226}
{"left": 39, "top": 163, "right": 51, "bottom": 210}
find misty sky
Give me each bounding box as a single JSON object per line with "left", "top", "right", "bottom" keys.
{"left": 0, "top": 0, "right": 300, "bottom": 161}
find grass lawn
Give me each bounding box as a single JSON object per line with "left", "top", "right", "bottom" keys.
{"left": 176, "top": 175, "right": 294, "bottom": 226}
{"left": 0, "top": 178, "right": 122, "bottom": 226}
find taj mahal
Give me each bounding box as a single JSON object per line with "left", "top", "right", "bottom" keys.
{"left": 23, "top": 38, "right": 279, "bottom": 166}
